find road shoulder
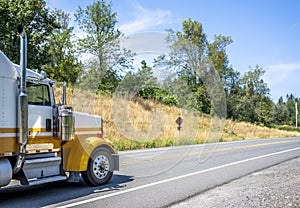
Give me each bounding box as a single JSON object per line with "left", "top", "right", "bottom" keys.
{"left": 170, "top": 157, "right": 300, "bottom": 208}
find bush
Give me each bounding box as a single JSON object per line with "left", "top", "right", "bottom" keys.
{"left": 162, "top": 95, "right": 178, "bottom": 106}
{"left": 138, "top": 87, "right": 178, "bottom": 106}
{"left": 272, "top": 125, "right": 300, "bottom": 132}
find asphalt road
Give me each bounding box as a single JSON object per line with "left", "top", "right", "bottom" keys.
{"left": 1, "top": 137, "right": 300, "bottom": 208}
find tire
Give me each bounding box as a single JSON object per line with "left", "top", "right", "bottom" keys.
{"left": 81, "top": 147, "right": 113, "bottom": 186}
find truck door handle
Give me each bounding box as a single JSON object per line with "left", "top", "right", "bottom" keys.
{"left": 46, "top": 119, "right": 51, "bottom": 131}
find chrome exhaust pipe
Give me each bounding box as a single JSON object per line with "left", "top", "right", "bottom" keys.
{"left": 13, "top": 26, "right": 28, "bottom": 174}
{"left": 18, "top": 25, "right": 27, "bottom": 94}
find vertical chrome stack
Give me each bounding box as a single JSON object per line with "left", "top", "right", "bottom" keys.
{"left": 13, "top": 26, "right": 28, "bottom": 174}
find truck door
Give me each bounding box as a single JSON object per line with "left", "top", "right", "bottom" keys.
{"left": 27, "top": 83, "right": 57, "bottom": 149}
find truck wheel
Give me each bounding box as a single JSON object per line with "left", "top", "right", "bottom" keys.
{"left": 81, "top": 147, "right": 113, "bottom": 186}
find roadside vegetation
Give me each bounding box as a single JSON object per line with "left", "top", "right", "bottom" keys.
{"left": 2, "top": 0, "right": 300, "bottom": 151}
{"left": 67, "top": 89, "right": 300, "bottom": 151}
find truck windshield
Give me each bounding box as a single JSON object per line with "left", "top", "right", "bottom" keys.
{"left": 27, "top": 83, "right": 51, "bottom": 106}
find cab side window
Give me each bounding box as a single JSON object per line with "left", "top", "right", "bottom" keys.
{"left": 27, "top": 83, "right": 51, "bottom": 106}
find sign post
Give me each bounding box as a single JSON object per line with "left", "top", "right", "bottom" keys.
{"left": 175, "top": 116, "right": 183, "bottom": 136}
{"left": 296, "top": 102, "right": 298, "bottom": 128}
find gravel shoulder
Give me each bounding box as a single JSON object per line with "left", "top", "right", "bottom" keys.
{"left": 169, "top": 157, "right": 300, "bottom": 208}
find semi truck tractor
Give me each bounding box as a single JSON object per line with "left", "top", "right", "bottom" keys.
{"left": 0, "top": 26, "right": 119, "bottom": 187}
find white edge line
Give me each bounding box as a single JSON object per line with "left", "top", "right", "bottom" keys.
{"left": 53, "top": 147, "right": 300, "bottom": 208}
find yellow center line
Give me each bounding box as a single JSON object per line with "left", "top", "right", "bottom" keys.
{"left": 121, "top": 139, "right": 300, "bottom": 166}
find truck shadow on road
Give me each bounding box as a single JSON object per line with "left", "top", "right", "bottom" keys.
{"left": 0, "top": 174, "right": 134, "bottom": 208}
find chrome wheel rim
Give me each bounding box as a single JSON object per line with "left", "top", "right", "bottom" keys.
{"left": 93, "top": 155, "right": 110, "bottom": 179}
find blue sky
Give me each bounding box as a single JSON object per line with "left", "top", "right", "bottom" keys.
{"left": 46, "top": 0, "right": 300, "bottom": 101}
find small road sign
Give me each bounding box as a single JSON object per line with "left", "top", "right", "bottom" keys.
{"left": 176, "top": 116, "right": 183, "bottom": 126}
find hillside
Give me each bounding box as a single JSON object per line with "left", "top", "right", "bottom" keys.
{"left": 64, "top": 88, "right": 300, "bottom": 150}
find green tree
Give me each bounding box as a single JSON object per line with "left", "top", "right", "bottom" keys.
{"left": 137, "top": 60, "right": 159, "bottom": 98}
{"left": 225, "top": 71, "right": 241, "bottom": 119}
{"left": 273, "top": 96, "right": 289, "bottom": 125}
{"left": 75, "top": 0, "right": 132, "bottom": 93}
{"left": 118, "top": 61, "right": 177, "bottom": 106}
{"left": 207, "top": 34, "right": 243, "bottom": 118}
{"left": 118, "top": 60, "right": 158, "bottom": 95}
{"left": 234, "top": 65, "right": 273, "bottom": 125}
{"left": 0, "top": 0, "right": 59, "bottom": 69}
{"left": 43, "top": 9, "right": 82, "bottom": 85}
{"left": 158, "top": 19, "right": 209, "bottom": 112}
{"left": 208, "top": 35, "right": 239, "bottom": 94}
{"left": 285, "top": 94, "right": 297, "bottom": 126}
{"left": 156, "top": 19, "right": 226, "bottom": 116}
{"left": 273, "top": 95, "right": 300, "bottom": 126}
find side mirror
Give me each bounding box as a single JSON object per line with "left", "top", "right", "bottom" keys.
{"left": 40, "top": 71, "right": 47, "bottom": 79}
{"left": 53, "top": 82, "right": 67, "bottom": 105}
{"left": 62, "top": 82, "right": 67, "bottom": 105}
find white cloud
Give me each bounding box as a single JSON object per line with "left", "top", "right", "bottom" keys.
{"left": 266, "top": 63, "right": 300, "bottom": 84}
{"left": 121, "top": 32, "right": 169, "bottom": 54}
{"left": 265, "top": 63, "right": 300, "bottom": 100}
{"left": 268, "top": 63, "right": 300, "bottom": 71}
{"left": 119, "top": 2, "right": 172, "bottom": 35}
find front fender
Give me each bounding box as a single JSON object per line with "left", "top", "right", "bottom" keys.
{"left": 62, "top": 136, "right": 117, "bottom": 172}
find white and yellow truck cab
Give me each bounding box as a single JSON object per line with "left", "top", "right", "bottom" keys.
{"left": 0, "top": 26, "right": 119, "bottom": 187}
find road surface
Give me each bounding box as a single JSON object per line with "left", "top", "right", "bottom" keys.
{"left": 1, "top": 137, "right": 300, "bottom": 208}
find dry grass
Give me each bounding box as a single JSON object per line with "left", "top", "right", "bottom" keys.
{"left": 223, "top": 120, "right": 300, "bottom": 141}
{"left": 57, "top": 87, "right": 300, "bottom": 150}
